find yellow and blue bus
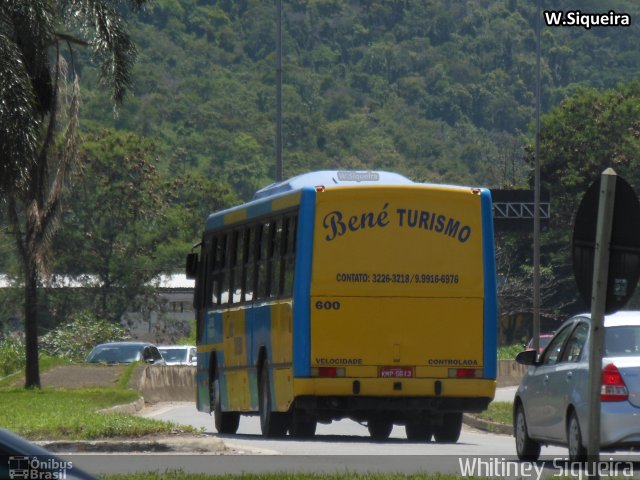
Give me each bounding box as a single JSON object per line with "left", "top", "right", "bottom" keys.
{"left": 186, "top": 170, "right": 497, "bottom": 442}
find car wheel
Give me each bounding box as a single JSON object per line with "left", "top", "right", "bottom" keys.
{"left": 405, "top": 420, "right": 433, "bottom": 442}
{"left": 259, "top": 363, "right": 289, "bottom": 437}
{"left": 368, "top": 418, "right": 393, "bottom": 441}
{"left": 514, "top": 403, "right": 540, "bottom": 461}
{"left": 567, "top": 411, "right": 587, "bottom": 463}
{"left": 212, "top": 372, "right": 239, "bottom": 434}
{"left": 433, "top": 412, "right": 463, "bottom": 443}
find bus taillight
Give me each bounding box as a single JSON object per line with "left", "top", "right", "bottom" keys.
{"left": 449, "top": 368, "right": 483, "bottom": 378}
{"left": 311, "top": 367, "right": 345, "bottom": 377}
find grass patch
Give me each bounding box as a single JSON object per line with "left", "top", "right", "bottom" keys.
{"left": 0, "top": 355, "right": 73, "bottom": 388}
{"left": 0, "top": 387, "right": 197, "bottom": 440}
{"left": 474, "top": 401, "right": 512, "bottom": 425}
{"left": 103, "top": 473, "right": 466, "bottom": 480}
{"left": 117, "top": 362, "right": 139, "bottom": 389}
{"left": 0, "top": 371, "right": 21, "bottom": 388}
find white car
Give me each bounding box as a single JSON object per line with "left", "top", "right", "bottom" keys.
{"left": 514, "top": 311, "right": 640, "bottom": 462}
{"left": 158, "top": 345, "right": 196, "bottom": 366}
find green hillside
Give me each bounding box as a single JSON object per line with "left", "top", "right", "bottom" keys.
{"left": 79, "top": 0, "right": 640, "bottom": 200}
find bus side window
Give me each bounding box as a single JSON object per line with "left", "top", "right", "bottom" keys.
{"left": 212, "top": 235, "right": 226, "bottom": 306}
{"left": 244, "top": 227, "right": 255, "bottom": 302}
{"left": 257, "top": 222, "right": 270, "bottom": 300}
{"left": 239, "top": 228, "right": 250, "bottom": 303}
{"left": 220, "top": 233, "right": 231, "bottom": 305}
{"left": 229, "top": 230, "right": 242, "bottom": 304}
{"left": 282, "top": 215, "right": 297, "bottom": 297}
{"left": 278, "top": 217, "right": 288, "bottom": 296}
{"left": 268, "top": 218, "right": 282, "bottom": 298}
{"left": 196, "top": 240, "right": 211, "bottom": 343}
{"left": 208, "top": 236, "right": 218, "bottom": 306}
{"left": 194, "top": 240, "right": 208, "bottom": 310}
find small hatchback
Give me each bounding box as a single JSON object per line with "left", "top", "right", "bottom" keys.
{"left": 514, "top": 311, "right": 640, "bottom": 461}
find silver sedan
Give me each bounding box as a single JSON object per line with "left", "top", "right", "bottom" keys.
{"left": 513, "top": 311, "right": 640, "bottom": 462}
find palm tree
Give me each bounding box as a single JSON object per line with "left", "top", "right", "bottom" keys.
{"left": 0, "top": 0, "right": 147, "bottom": 388}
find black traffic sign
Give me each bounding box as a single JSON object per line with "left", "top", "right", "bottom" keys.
{"left": 573, "top": 175, "right": 640, "bottom": 314}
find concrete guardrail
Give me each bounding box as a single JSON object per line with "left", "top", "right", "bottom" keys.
{"left": 130, "top": 365, "right": 196, "bottom": 403}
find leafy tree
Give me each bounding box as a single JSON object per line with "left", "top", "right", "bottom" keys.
{"left": 55, "top": 130, "right": 172, "bottom": 322}
{"left": 54, "top": 130, "right": 236, "bottom": 323}
{"left": 0, "top": 0, "right": 147, "bottom": 388}
{"left": 528, "top": 81, "right": 640, "bottom": 316}
{"left": 538, "top": 82, "right": 640, "bottom": 222}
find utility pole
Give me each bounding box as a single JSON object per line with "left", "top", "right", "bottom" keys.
{"left": 275, "top": 0, "right": 283, "bottom": 182}
{"left": 533, "top": 0, "right": 541, "bottom": 353}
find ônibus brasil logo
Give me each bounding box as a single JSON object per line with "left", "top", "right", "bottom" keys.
{"left": 8, "top": 456, "right": 73, "bottom": 479}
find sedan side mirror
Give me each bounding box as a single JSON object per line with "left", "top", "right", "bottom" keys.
{"left": 515, "top": 349, "right": 538, "bottom": 366}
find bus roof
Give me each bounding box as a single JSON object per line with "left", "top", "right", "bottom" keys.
{"left": 253, "top": 170, "right": 414, "bottom": 200}
{"left": 204, "top": 170, "right": 481, "bottom": 232}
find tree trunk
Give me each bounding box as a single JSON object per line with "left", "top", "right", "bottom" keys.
{"left": 24, "top": 258, "right": 40, "bottom": 388}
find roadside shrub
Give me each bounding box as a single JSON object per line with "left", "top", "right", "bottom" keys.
{"left": 0, "top": 335, "right": 25, "bottom": 377}
{"left": 497, "top": 344, "right": 525, "bottom": 360}
{"left": 40, "top": 311, "right": 130, "bottom": 361}
{"left": 175, "top": 319, "right": 195, "bottom": 346}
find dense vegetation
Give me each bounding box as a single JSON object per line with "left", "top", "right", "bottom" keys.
{"left": 79, "top": 0, "right": 640, "bottom": 192}
{"left": 4, "top": 0, "right": 640, "bottom": 337}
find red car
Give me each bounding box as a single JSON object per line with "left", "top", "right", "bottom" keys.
{"left": 525, "top": 334, "right": 554, "bottom": 354}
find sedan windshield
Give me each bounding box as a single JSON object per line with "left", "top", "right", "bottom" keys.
{"left": 87, "top": 345, "right": 143, "bottom": 363}
{"left": 605, "top": 326, "right": 640, "bottom": 357}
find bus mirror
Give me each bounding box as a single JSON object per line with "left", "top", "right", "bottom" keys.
{"left": 185, "top": 253, "right": 199, "bottom": 279}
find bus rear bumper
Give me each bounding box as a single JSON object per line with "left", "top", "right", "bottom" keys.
{"left": 290, "top": 378, "right": 494, "bottom": 422}
{"left": 292, "top": 394, "right": 491, "bottom": 425}
{"left": 295, "top": 394, "right": 491, "bottom": 414}
{"left": 292, "top": 377, "right": 495, "bottom": 403}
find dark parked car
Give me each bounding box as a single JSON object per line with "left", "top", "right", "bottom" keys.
{"left": 514, "top": 311, "right": 640, "bottom": 462}
{"left": 85, "top": 341, "right": 164, "bottom": 365}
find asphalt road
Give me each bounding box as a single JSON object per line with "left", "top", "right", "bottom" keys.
{"left": 137, "top": 386, "right": 522, "bottom": 456}
{"left": 67, "top": 399, "right": 573, "bottom": 477}
{"left": 141, "top": 402, "right": 523, "bottom": 455}
{"left": 66, "top": 390, "right": 640, "bottom": 476}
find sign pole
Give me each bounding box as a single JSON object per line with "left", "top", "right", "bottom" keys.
{"left": 587, "top": 168, "right": 617, "bottom": 463}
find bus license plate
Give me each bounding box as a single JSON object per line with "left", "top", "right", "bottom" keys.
{"left": 379, "top": 366, "right": 414, "bottom": 378}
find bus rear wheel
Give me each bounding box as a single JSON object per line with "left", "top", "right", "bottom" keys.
{"left": 405, "top": 420, "right": 433, "bottom": 442}
{"left": 289, "top": 409, "right": 317, "bottom": 438}
{"left": 368, "top": 418, "right": 393, "bottom": 441}
{"left": 212, "top": 372, "right": 239, "bottom": 434}
{"left": 433, "top": 412, "right": 462, "bottom": 443}
{"left": 259, "top": 363, "right": 289, "bottom": 437}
